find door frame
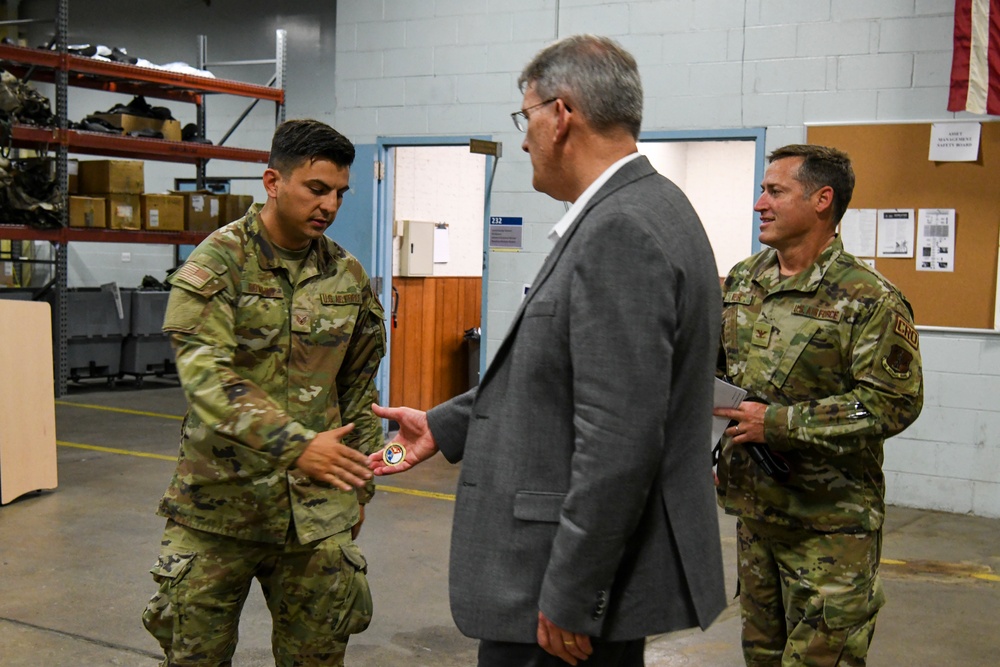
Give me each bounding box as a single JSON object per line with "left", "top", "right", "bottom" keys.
{"left": 638, "top": 127, "right": 766, "bottom": 255}
{"left": 374, "top": 135, "right": 496, "bottom": 402}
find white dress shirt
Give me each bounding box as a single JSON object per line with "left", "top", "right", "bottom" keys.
{"left": 547, "top": 152, "right": 641, "bottom": 244}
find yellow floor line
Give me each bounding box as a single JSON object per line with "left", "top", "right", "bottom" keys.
{"left": 58, "top": 440, "right": 176, "bottom": 461}
{"left": 55, "top": 400, "right": 183, "bottom": 421}
{"left": 376, "top": 485, "right": 456, "bottom": 501}
{"left": 50, "top": 442, "right": 999, "bottom": 550}
{"left": 56, "top": 441, "right": 456, "bottom": 501}
{"left": 881, "top": 556, "right": 998, "bottom": 583}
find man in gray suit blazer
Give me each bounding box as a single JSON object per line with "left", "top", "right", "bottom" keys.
{"left": 370, "top": 35, "right": 726, "bottom": 666}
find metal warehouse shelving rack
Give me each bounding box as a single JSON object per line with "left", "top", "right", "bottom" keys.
{"left": 0, "top": 0, "right": 285, "bottom": 395}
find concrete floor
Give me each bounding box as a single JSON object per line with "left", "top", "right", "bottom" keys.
{"left": 1, "top": 383, "right": 998, "bottom": 666}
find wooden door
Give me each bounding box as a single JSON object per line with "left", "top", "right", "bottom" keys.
{"left": 389, "top": 276, "right": 481, "bottom": 410}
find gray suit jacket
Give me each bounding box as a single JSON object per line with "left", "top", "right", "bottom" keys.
{"left": 428, "top": 156, "right": 726, "bottom": 642}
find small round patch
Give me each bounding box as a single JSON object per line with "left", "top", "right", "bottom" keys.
{"left": 382, "top": 442, "right": 406, "bottom": 466}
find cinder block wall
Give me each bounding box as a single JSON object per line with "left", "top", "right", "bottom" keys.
{"left": 886, "top": 332, "right": 1000, "bottom": 517}
{"left": 334, "top": 0, "right": 1000, "bottom": 518}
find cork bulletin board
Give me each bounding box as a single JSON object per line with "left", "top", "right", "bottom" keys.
{"left": 807, "top": 122, "right": 1000, "bottom": 329}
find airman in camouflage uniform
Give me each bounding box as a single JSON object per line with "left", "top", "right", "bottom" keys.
{"left": 714, "top": 145, "right": 923, "bottom": 667}
{"left": 142, "top": 119, "right": 385, "bottom": 667}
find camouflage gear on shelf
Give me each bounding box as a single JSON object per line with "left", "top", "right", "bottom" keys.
{"left": 0, "top": 70, "right": 60, "bottom": 228}
{"left": 0, "top": 155, "right": 61, "bottom": 229}
{"left": 716, "top": 236, "right": 923, "bottom": 533}
{"left": 0, "top": 69, "right": 56, "bottom": 128}
{"left": 142, "top": 520, "right": 373, "bottom": 667}
{"left": 736, "top": 518, "right": 884, "bottom": 667}
{"left": 157, "top": 202, "right": 386, "bottom": 545}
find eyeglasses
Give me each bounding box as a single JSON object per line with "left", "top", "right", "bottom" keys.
{"left": 511, "top": 98, "right": 558, "bottom": 132}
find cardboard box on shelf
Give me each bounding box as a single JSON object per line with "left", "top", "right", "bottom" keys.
{"left": 68, "top": 159, "right": 79, "bottom": 194}
{"left": 141, "top": 194, "right": 185, "bottom": 232}
{"left": 0, "top": 261, "right": 15, "bottom": 287}
{"left": 104, "top": 193, "right": 142, "bottom": 230}
{"left": 222, "top": 194, "right": 254, "bottom": 224}
{"left": 69, "top": 196, "right": 107, "bottom": 229}
{"left": 92, "top": 113, "right": 182, "bottom": 142}
{"left": 174, "top": 191, "right": 222, "bottom": 232}
{"left": 78, "top": 160, "right": 145, "bottom": 194}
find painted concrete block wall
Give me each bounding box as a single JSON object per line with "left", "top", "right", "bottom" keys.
{"left": 392, "top": 146, "right": 485, "bottom": 277}
{"left": 335, "top": 0, "right": 971, "bottom": 350}
{"left": 885, "top": 331, "right": 1000, "bottom": 518}
{"left": 67, "top": 242, "right": 175, "bottom": 289}
{"left": 335, "top": 0, "right": 1000, "bottom": 517}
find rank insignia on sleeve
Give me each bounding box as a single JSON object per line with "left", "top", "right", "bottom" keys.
{"left": 882, "top": 344, "right": 914, "bottom": 379}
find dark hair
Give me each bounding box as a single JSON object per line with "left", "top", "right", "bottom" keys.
{"left": 518, "top": 34, "right": 643, "bottom": 139}
{"left": 268, "top": 119, "right": 356, "bottom": 174}
{"left": 768, "top": 144, "right": 855, "bottom": 224}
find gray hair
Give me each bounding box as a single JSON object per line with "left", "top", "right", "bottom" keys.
{"left": 518, "top": 35, "right": 643, "bottom": 139}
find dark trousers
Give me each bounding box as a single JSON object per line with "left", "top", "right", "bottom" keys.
{"left": 478, "top": 638, "right": 645, "bottom": 667}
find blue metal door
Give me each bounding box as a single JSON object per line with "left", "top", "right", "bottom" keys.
{"left": 325, "top": 143, "right": 391, "bottom": 406}
{"left": 331, "top": 143, "right": 378, "bottom": 274}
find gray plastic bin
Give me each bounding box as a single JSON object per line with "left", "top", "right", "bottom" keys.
{"left": 62, "top": 287, "right": 130, "bottom": 338}
{"left": 120, "top": 290, "right": 175, "bottom": 384}
{"left": 68, "top": 337, "right": 122, "bottom": 381}
{"left": 58, "top": 287, "right": 130, "bottom": 383}
{"left": 129, "top": 290, "right": 170, "bottom": 336}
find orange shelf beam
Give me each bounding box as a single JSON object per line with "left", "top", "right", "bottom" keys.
{"left": 11, "top": 124, "right": 270, "bottom": 164}
{"left": 0, "top": 224, "right": 210, "bottom": 245}
{"left": 0, "top": 43, "right": 283, "bottom": 103}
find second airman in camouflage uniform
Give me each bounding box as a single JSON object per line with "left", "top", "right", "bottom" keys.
{"left": 142, "top": 120, "right": 385, "bottom": 667}
{"left": 714, "top": 145, "right": 923, "bottom": 667}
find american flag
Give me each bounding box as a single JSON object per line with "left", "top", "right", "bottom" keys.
{"left": 948, "top": 0, "right": 1000, "bottom": 115}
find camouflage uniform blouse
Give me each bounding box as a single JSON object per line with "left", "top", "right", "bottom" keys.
{"left": 716, "top": 237, "right": 922, "bottom": 533}
{"left": 158, "top": 204, "right": 385, "bottom": 544}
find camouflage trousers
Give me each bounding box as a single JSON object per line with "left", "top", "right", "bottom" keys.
{"left": 736, "top": 518, "right": 885, "bottom": 667}
{"left": 142, "top": 519, "right": 372, "bottom": 667}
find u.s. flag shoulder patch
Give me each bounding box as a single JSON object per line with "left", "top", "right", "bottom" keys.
{"left": 174, "top": 262, "right": 213, "bottom": 290}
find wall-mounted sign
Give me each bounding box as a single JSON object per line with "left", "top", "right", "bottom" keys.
{"left": 489, "top": 216, "right": 522, "bottom": 250}
{"left": 929, "top": 122, "right": 981, "bottom": 162}
{"left": 470, "top": 139, "right": 502, "bottom": 157}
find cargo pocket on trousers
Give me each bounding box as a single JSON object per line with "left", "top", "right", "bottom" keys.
{"left": 149, "top": 552, "right": 196, "bottom": 586}
{"left": 333, "top": 542, "right": 373, "bottom": 638}
{"left": 143, "top": 552, "right": 197, "bottom": 642}
{"left": 822, "top": 576, "right": 886, "bottom": 630}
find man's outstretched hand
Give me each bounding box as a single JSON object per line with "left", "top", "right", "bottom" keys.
{"left": 368, "top": 403, "right": 439, "bottom": 475}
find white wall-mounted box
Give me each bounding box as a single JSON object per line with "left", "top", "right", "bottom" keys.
{"left": 400, "top": 220, "right": 435, "bottom": 277}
